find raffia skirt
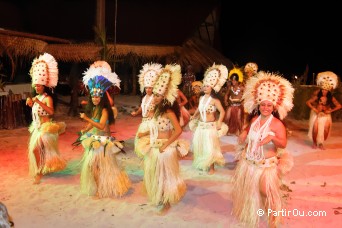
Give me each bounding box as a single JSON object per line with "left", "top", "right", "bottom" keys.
{"left": 143, "top": 139, "right": 187, "bottom": 205}
{"left": 28, "top": 121, "right": 67, "bottom": 177}
{"left": 232, "top": 149, "right": 293, "bottom": 228}
{"left": 191, "top": 121, "right": 226, "bottom": 171}
{"left": 80, "top": 135, "right": 131, "bottom": 198}
{"left": 134, "top": 117, "right": 153, "bottom": 158}
{"left": 308, "top": 110, "right": 332, "bottom": 145}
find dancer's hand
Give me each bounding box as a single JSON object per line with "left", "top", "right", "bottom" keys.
{"left": 80, "top": 112, "right": 88, "bottom": 120}
{"left": 26, "top": 97, "right": 33, "bottom": 107}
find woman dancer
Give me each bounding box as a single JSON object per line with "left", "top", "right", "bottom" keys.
{"left": 306, "top": 71, "right": 341, "bottom": 149}
{"left": 190, "top": 63, "right": 228, "bottom": 174}
{"left": 26, "top": 53, "right": 66, "bottom": 184}
{"left": 138, "top": 64, "right": 188, "bottom": 215}
{"left": 233, "top": 71, "right": 294, "bottom": 228}
{"left": 224, "top": 67, "right": 244, "bottom": 135}
{"left": 79, "top": 61, "right": 131, "bottom": 198}
{"left": 131, "top": 62, "right": 163, "bottom": 158}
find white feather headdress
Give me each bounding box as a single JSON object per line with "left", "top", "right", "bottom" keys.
{"left": 82, "top": 60, "right": 121, "bottom": 97}
{"left": 203, "top": 63, "right": 228, "bottom": 92}
{"left": 153, "top": 64, "right": 182, "bottom": 105}
{"left": 29, "top": 53, "right": 58, "bottom": 88}
{"left": 138, "top": 62, "right": 163, "bottom": 93}
{"left": 316, "top": 71, "right": 338, "bottom": 91}
{"left": 243, "top": 71, "right": 294, "bottom": 120}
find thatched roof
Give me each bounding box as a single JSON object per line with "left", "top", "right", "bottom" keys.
{"left": 0, "top": 29, "right": 232, "bottom": 74}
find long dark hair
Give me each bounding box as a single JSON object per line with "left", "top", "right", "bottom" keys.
{"left": 318, "top": 89, "right": 333, "bottom": 107}
{"left": 154, "top": 99, "right": 181, "bottom": 121}
{"left": 85, "top": 93, "right": 115, "bottom": 125}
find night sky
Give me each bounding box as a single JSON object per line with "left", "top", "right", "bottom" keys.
{"left": 219, "top": 2, "right": 341, "bottom": 83}
{"left": 1, "top": 0, "right": 341, "bottom": 84}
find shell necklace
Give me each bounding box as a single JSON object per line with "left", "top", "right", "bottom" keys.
{"left": 141, "top": 94, "right": 153, "bottom": 117}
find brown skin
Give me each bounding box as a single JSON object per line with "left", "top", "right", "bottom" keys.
{"left": 137, "top": 93, "right": 182, "bottom": 214}
{"left": 131, "top": 87, "right": 154, "bottom": 117}
{"left": 238, "top": 100, "right": 287, "bottom": 227}
{"left": 306, "top": 89, "right": 341, "bottom": 148}
{"left": 191, "top": 85, "right": 225, "bottom": 174}
{"left": 26, "top": 84, "right": 55, "bottom": 184}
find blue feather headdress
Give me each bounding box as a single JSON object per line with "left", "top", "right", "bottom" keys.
{"left": 82, "top": 61, "right": 121, "bottom": 97}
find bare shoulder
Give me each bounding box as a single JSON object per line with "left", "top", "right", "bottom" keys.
{"left": 271, "top": 117, "right": 285, "bottom": 128}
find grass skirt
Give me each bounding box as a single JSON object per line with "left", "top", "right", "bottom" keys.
{"left": 143, "top": 139, "right": 187, "bottom": 205}
{"left": 80, "top": 135, "right": 131, "bottom": 198}
{"left": 308, "top": 110, "right": 332, "bottom": 145}
{"left": 191, "top": 121, "right": 225, "bottom": 171}
{"left": 224, "top": 105, "right": 243, "bottom": 135}
{"left": 232, "top": 155, "right": 283, "bottom": 228}
{"left": 134, "top": 117, "right": 153, "bottom": 158}
{"left": 28, "top": 122, "right": 66, "bottom": 177}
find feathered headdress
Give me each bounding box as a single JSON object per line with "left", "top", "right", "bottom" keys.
{"left": 243, "top": 71, "right": 294, "bottom": 119}
{"left": 138, "top": 62, "right": 163, "bottom": 93}
{"left": 29, "top": 53, "right": 58, "bottom": 88}
{"left": 82, "top": 60, "right": 121, "bottom": 97}
{"left": 153, "top": 63, "right": 182, "bottom": 105}
{"left": 191, "top": 81, "right": 203, "bottom": 94}
{"left": 229, "top": 66, "right": 244, "bottom": 83}
{"left": 244, "top": 62, "right": 258, "bottom": 74}
{"left": 203, "top": 63, "right": 228, "bottom": 92}
{"left": 316, "top": 71, "right": 338, "bottom": 91}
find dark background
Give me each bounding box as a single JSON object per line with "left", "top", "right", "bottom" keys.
{"left": 219, "top": 1, "right": 341, "bottom": 83}
{"left": 1, "top": 0, "right": 341, "bottom": 83}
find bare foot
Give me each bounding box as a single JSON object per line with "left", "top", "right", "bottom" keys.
{"left": 157, "top": 202, "right": 170, "bottom": 216}
{"left": 312, "top": 144, "right": 317, "bottom": 149}
{"left": 318, "top": 144, "right": 325, "bottom": 150}
{"left": 208, "top": 165, "right": 215, "bottom": 175}
{"left": 92, "top": 193, "right": 100, "bottom": 200}
{"left": 33, "top": 174, "right": 42, "bottom": 184}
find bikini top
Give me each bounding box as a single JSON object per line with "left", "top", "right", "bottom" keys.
{"left": 149, "top": 115, "right": 173, "bottom": 145}
{"left": 155, "top": 116, "right": 173, "bottom": 131}
{"left": 32, "top": 94, "right": 50, "bottom": 129}
{"left": 318, "top": 97, "right": 327, "bottom": 106}
{"left": 198, "top": 96, "right": 216, "bottom": 122}
{"left": 32, "top": 94, "right": 49, "bottom": 117}
{"left": 199, "top": 96, "right": 216, "bottom": 113}
{"left": 92, "top": 117, "right": 109, "bottom": 125}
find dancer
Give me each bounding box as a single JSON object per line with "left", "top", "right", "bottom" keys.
{"left": 177, "top": 89, "right": 191, "bottom": 128}
{"left": 188, "top": 81, "right": 202, "bottom": 115}
{"left": 306, "top": 71, "right": 341, "bottom": 150}
{"left": 233, "top": 71, "right": 294, "bottom": 228}
{"left": 190, "top": 63, "right": 228, "bottom": 174}
{"left": 79, "top": 61, "right": 131, "bottom": 198}
{"left": 224, "top": 67, "right": 244, "bottom": 135}
{"left": 131, "top": 62, "right": 163, "bottom": 158}
{"left": 26, "top": 53, "right": 66, "bottom": 184}
{"left": 138, "top": 64, "right": 188, "bottom": 215}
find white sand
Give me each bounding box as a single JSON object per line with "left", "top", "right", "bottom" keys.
{"left": 1, "top": 95, "right": 342, "bottom": 228}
